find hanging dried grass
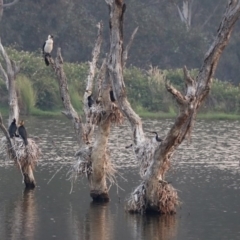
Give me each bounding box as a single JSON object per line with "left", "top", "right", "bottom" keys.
{"left": 105, "top": 148, "right": 118, "bottom": 190}
{"left": 135, "top": 138, "right": 159, "bottom": 178}
{"left": 68, "top": 146, "right": 118, "bottom": 190}
{"left": 1, "top": 137, "right": 41, "bottom": 169}
{"left": 126, "top": 182, "right": 146, "bottom": 213}
{"left": 67, "top": 146, "right": 93, "bottom": 184}
{"left": 88, "top": 103, "right": 124, "bottom": 126}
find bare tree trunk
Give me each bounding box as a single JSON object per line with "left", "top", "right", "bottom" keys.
{"left": 0, "top": 40, "right": 40, "bottom": 189}
{"left": 105, "top": 0, "right": 240, "bottom": 213}
{"left": 48, "top": 23, "right": 121, "bottom": 201}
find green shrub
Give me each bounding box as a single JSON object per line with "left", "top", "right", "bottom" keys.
{"left": 16, "top": 75, "right": 36, "bottom": 115}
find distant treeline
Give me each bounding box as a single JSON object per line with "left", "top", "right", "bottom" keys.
{"left": 0, "top": 48, "right": 239, "bottom": 116}
{"left": 1, "top": 0, "right": 240, "bottom": 83}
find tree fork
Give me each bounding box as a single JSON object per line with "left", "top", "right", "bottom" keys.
{"left": 106, "top": 0, "right": 240, "bottom": 213}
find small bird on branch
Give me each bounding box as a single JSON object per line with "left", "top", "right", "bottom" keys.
{"left": 151, "top": 131, "right": 163, "bottom": 142}
{"left": 8, "top": 118, "right": 19, "bottom": 138}
{"left": 18, "top": 120, "right": 28, "bottom": 146}
{"left": 42, "top": 35, "right": 54, "bottom": 66}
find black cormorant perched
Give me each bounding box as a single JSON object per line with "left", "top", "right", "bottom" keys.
{"left": 42, "top": 35, "right": 54, "bottom": 66}
{"left": 151, "top": 132, "right": 162, "bottom": 142}
{"left": 18, "top": 120, "right": 28, "bottom": 146}
{"left": 8, "top": 118, "right": 18, "bottom": 138}
{"left": 109, "top": 90, "right": 116, "bottom": 102}
{"left": 87, "top": 95, "right": 94, "bottom": 108}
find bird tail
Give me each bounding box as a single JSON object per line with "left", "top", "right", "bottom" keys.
{"left": 24, "top": 139, "right": 28, "bottom": 146}
{"left": 45, "top": 55, "right": 50, "bottom": 66}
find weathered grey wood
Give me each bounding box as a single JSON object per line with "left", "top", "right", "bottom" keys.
{"left": 48, "top": 49, "right": 85, "bottom": 146}
{"left": 0, "top": 39, "right": 20, "bottom": 124}
{"left": 123, "top": 27, "right": 138, "bottom": 67}
{"left": 3, "top": 0, "right": 19, "bottom": 8}
{"left": 106, "top": 0, "right": 145, "bottom": 146}
{"left": 106, "top": 0, "right": 240, "bottom": 213}
{"left": 83, "top": 21, "right": 103, "bottom": 143}
{"left": 0, "top": 42, "right": 39, "bottom": 189}
{"left": 49, "top": 23, "right": 118, "bottom": 201}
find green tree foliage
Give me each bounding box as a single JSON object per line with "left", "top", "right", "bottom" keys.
{"left": 1, "top": 0, "right": 240, "bottom": 83}
{"left": 1, "top": 48, "right": 240, "bottom": 115}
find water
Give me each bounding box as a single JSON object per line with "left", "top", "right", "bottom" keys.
{"left": 0, "top": 117, "right": 240, "bottom": 240}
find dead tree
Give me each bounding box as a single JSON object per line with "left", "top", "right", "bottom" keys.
{"left": 0, "top": 0, "right": 19, "bottom": 21}
{"left": 47, "top": 23, "right": 123, "bottom": 201}
{"left": 0, "top": 39, "right": 40, "bottom": 189}
{"left": 105, "top": 0, "right": 240, "bottom": 213}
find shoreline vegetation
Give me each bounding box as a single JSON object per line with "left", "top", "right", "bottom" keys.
{"left": 1, "top": 106, "right": 239, "bottom": 120}
{"left": 0, "top": 48, "right": 240, "bottom": 121}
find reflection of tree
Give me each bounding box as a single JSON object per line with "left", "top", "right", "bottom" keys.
{"left": 69, "top": 202, "right": 114, "bottom": 240}
{"left": 127, "top": 214, "right": 178, "bottom": 240}
{"left": 8, "top": 189, "right": 38, "bottom": 240}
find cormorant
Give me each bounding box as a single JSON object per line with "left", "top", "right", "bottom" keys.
{"left": 109, "top": 90, "right": 116, "bottom": 102}
{"left": 87, "top": 95, "right": 94, "bottom": 108}
{"left": 42, "top": 35, "right": 54, "bottom": 66}
{"left": 151, "top": 132, "right": 162, "bottom": 142}
{"left": 8, "top": 118, "right": 18, "bottom": 138}
{"left": 18, "top": 120, "right": 28, "bottom": 146}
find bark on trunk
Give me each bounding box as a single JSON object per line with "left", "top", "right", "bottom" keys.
{"left": 0, "top": 40, "right": 40, "bottom": 189}
{"left": 22, "top": 165, "right": 36, "bottom": 189}
{"left": 49, "top": 23, "right": 119, "bottom": 201}
{"left": 106, "top": 0, "right": 240, "bottom": 213}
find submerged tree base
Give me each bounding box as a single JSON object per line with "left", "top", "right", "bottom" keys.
{"left": 126, "top": 181, "right": 179, "bottom": 214}
{"left": 90, "top": 190, "right": 110, "bottom": 202}
{"left": 23, "top": 173, "right": 36, "bottom": 189}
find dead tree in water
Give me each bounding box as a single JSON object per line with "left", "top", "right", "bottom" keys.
{"left": 105, "top": 0, "right": 240, "bottom": 213}
{"left": 47, "top": 23, "right": 123, "bottom": 201}
{"left": 0, "top": 39, "right": 40, "bottom": 189}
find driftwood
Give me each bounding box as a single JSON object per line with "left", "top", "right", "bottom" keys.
{"left": 48, "top": 22, "right": 123, "bottom": 201}
{"left": 0, "top": 40, "right": 40, "bottom": 188}
{"left": 105, "top": 0, "right": 240, "bottom": 213}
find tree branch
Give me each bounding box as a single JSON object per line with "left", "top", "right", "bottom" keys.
{"left": 0, "top": 62, "right": 8, "bottom": 89}
{"left": 196, "top": 0, "right": 240, "bottom": 106}
{"left": 0, "top": 112, "right": 12, "bottom": 150}
{"left": 123, "top": 27, "right": 139, "bottom": 67}
{"left": 0, "top": 38, "right": 20, "bottom": 124}
{"left": 3, "top": 0, "right": 19, "bottom": 8}
{"left": 83, "top": 21, "right": 103, "bottom": 143}
{"left": 107, "top": 0, "right": 145, "bottom": 146}
{"left": 49, "top": 49, "right": 85, "bottom": 146}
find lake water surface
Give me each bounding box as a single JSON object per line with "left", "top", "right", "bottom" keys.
{"left": 0, "top": 117, "right": 239, "bottom": 240}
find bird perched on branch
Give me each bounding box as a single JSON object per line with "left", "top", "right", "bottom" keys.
{"left": 42, "top": 35, "right": 54, "bottom": 66}
{"left": 88, "top": 95, "right": 94, "bottom": 108}
{"left": 109, "top": 90, "right": 116, "bottom": 102}
{"left": 151, "top": 132, "right": 163, "bottom": 142}
{"left": 18, "top": 120, "right": 28, "bottom": 146}
{"left": 8, "top": 118, "right": 18, "bottom": 138}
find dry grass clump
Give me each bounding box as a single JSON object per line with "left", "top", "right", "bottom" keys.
{"left": 126, "top": 182, "right": 146, "bottom": 214}
{"left": 126, "top": 181, "right": 179, "bottom": 214}
{"left": 1, "top": 137, "right": 41, "bottom": 169}
{"left": 156, "top": 181, "right": 179, "bottom": 214}
{"left": 68, "top": 146, "right": 93, "bottom": 183}
{"left": 68, "top": 146, "right": 117, "bottom": 189}
{"left": 89, "top": 103, "right": 123, "bottom": 126}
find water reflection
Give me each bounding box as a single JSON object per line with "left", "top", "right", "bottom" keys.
{"left": 127, "top": 214, "right": 178, "bottom": 240}
{"left": 69, "top": 202, "right": 113, "bottom": 240}
{"left": 8, "top": 189, "right": 38, "bottom": 240}
{"left": 0, "top": 117, "right": 240, "bottom": 239}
